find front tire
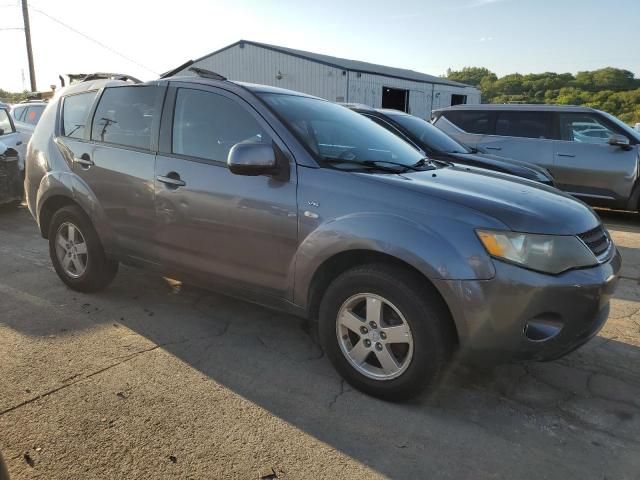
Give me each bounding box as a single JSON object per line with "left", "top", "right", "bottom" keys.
{"left": 319, "top": 264, "right": 455, "bottom": 401}
{"left": 48, "top": 205, "right": 118, "bottom": 292}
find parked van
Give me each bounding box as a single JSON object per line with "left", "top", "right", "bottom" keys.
{"left": 433, "top": 105, "right": 640, "bottom": 212}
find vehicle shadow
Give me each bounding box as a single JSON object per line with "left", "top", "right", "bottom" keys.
{"left": 2, "top": 207, "right": 640, "bottom": 478}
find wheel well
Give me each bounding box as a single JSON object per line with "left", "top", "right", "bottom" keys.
{"left": 38, "top": 195, "right": 78, "bottom": 239}
{"left": 307, "top": 250, "right": 459, "bottom": 345}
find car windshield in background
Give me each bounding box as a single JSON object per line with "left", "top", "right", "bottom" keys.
{"left": 259, "top": 94, "right": 424, "bottom": 168}
{"left": 390, "top": 114, "right": 471, "bottom": 154}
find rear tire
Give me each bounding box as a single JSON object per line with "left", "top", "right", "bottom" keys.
{"left": 48, "top": 205, "right": 118, "bottom": 292}
{"left": 318, "top": 263, "right": 455, "bottom": 401}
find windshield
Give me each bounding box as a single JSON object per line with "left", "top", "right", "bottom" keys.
{"left": 389, "top": 114, "right": 471, "bottom": 154}
{"left": 600, "top": 111, "right": 640, "bottom": 142}
{"left": 259, "top": 94, "right": 424, "bottom": 168}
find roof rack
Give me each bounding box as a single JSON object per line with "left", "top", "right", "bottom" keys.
{"left": 160, "top": 60, "right": 194, "bottom": 79}
{"left": 81, "top": 73, "right": 142, "bottom": 84}
{"left": 188, "top": 67, "right": 227, "bottom": 81}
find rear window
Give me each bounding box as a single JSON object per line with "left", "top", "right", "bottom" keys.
{"left": 12, "top": 106, "right": 26, "bottom": 121}
{"left": 495, "top": 111, "right": 552, "bottom": 139}
{"left": 442, "top": 110, "right": 492, "bottom": 135}
{"left": 91, "top": 86, "right": 158, "bottom": 150}
{"left": 24, "top": 105, "right": 45, "bottom": 125}
{"left": 63, "top": 91, "right": 98, "bottom": 139}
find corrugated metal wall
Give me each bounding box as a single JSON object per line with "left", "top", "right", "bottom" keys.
{"left": 184, "top": 43, "right": 481, "bottom": 118}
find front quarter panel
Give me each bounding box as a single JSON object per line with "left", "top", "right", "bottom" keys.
{"left": 293, "top": 167, "right": 504, "bottom": 308}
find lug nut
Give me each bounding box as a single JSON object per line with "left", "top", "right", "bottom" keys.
{"left": 364, "top": 339, "right": 372, "bottom": 348}
{"left": 369, "top": 321, "right": 377, "bottom": 329}
{"left": 380, "top": 331, "right": 387, "bottom": 340}
{"left": 375, "top": 342, "right": 383, "bottom": 351}
{"left": 360, "top": 326, "right": 368, "bottom": 334}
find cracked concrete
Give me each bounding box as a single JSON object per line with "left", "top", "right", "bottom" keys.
{"left": 1, "top": 206, "right": 639, "bottom": 479}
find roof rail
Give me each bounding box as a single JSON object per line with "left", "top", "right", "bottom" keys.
{"left": 81, "top": 73, "right": 142, "bottom": 84}
{"left": 188, "top": 67, "right": 227, "bottom": 81}
{"left": 160, "top": 60, "right": 194, "bottom": 79}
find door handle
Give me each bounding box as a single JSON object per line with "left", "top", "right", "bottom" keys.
{"left": 556, "top": 153, "right": 576, "bottom": 158}
{"left": 157, "top": 173, "right": 186, "bottom": 188}
{"left": 73, "top": 153, "right": 94, "bottom": 168}
{"left": 485, "top": 146, "right": 502, "bottom": 151}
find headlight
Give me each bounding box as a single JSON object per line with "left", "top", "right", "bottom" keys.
{"left": 476, "top": 229, "right": 597, "bottom": 274}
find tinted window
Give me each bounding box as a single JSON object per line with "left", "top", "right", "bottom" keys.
{"left": 443, "top": 110, "right": 492, "bottom": 135}
{"left": 24, "top": 105, "right": 45, "bottom": 125}
{"left": 63, "top": 91, "right": 98, "bottom": 139}
{"left": 260, "top": 94, "right": 423, "bottom": 167}
{"left": 389, "top": 114, "right": 471, "bottom": 154}
{"left": 0, "top": 109, "right": 14, "bottom": 135}
{"left": 558, "top": 113, "right": 618, "bottom": 144}
{"left": 91, "top": 86, "right": 157, "bottom": 150}
{"left": 12, "top": 106, "right": 26, "bottom": 122}
{"left": 495, "top": 111, "right": 552, "bottom": 139}
{"left": 172, "top": 89, "right": 270, "bottom": 162}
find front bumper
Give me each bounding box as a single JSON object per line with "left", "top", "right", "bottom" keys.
{"left": 434, "top": 248, "right": 621, "bottom": 364}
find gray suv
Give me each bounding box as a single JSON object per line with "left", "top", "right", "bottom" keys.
{"left": 433, "top": 104, "right": 640, "bottom": 212}
{"left": 25, "top": 70, "right": 621, "bottom": 400}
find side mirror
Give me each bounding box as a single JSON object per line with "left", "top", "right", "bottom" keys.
{"left": 608, "top": 134, "right": 630, "bottom": 149}
{"left": 227, "top": 142, "right": 278, "bottom": 176}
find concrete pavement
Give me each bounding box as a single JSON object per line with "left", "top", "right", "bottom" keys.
{"left": 1, "top": 206, "right": 639, "bottom": 479}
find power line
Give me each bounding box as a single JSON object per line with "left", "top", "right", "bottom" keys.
{"left": 28, "top": 5, "right": 159, "bottom": 76}
{"left": 0, "top": 27, "right": 23, "bottom": 30}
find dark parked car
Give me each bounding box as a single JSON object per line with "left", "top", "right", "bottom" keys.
{"left": 343, "top": 104, "right": 556, "bottom": 186}
{"left": 25, "top": 70, "right": 620, "bottom": 400}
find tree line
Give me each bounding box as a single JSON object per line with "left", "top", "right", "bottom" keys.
{"left": 446, "top": 67, "right": 640, "bottom": 125}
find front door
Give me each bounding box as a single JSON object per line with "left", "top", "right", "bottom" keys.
{"left": 553, "top": 112, "right": 639, "bottom": 208}
{"left": 60, "top": 85, "right": 163, "bottom": 261}
{"left": 154, "top": 85, "right": 298, "bottom": 299}
{"left": 0, "top": 108, "right": 25, "bottom": 168}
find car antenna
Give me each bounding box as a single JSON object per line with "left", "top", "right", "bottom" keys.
{"left": 188, "top": 67, "right": 227, "bottom": 81}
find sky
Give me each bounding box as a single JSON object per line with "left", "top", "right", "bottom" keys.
{"left": 1, "top": 0, "right": 639, "bottom": 92}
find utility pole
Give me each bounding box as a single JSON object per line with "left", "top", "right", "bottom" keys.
{"left": 21, "top": 0, "right": 36, "bottom": 92}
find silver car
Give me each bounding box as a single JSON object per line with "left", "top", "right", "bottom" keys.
{"left": 24, "top": 70, "right": 620, "bottom": 400}
{"left": 11, "top": 100, "right": 46, "bottom": 159}
{"left": 433, "top": 104, "right": 640, "bottom": 212}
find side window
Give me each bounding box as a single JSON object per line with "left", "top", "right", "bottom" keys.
{"left": 63, "top": 91, "right": 98, "bottom": 139}
{"left": 91, "top": 86, "right": 158, "bottom": 150}
{"left": 172, "top": 88, "right": 270, "bottom": 162}
{"left": 495, "top": 111, "right": 552, "bottom": 139}
{"left": 443, "top": 110, "right": 492, "bottom": 134}
{"left": 24, "top": 106, "right": 45, "bottom": 125}
{"left": 0, "top": 109, "right": 14, "bottom": 135}
{"left": 558, "top": 114, "right": 618, "bottom": 144}
{"left": 12, "top": 107, "right": 25, "bottom": 122}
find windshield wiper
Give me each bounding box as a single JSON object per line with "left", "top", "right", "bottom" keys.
{"left": 413, "top": 157, "right": 453, "bottom": 168}
{"left": 324, "top": 158, "right": 433, "bottom": 173}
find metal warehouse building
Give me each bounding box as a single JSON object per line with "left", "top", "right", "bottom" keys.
{"left": 179, "top": 40, "right": 480, "bottom": 119}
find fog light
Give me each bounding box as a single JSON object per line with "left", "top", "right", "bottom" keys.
{"left": 524, "top": 315, "right": 563, "bottom": 342}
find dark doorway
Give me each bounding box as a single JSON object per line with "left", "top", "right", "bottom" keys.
{"left": 382, "top": 87, "right": 409, "bottom": 112}
{"left": 451, "top": 94, "right": 467, "bottom": 106}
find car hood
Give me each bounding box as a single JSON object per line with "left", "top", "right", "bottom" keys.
{"left": 439, "top": 151, "right": 553, "bottom": 184}
{"left": 372, "top": 167, "right": 599, "bottom": 235}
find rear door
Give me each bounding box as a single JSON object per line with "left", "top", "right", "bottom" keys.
{"left": 478, "top": 110, "right": 555, "bottom": 170}
{"left": 58, "top": 85, "right": 164, "bottom": 261}
{"left": 553, "top": 112, "right": 638, "bottom": 208}
{"left": 154, "top": 84, "right": 298, "bottom": 299}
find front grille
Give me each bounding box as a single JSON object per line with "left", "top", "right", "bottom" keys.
{"left": 578, "top": 225, "right": 610, "bottom": 258}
